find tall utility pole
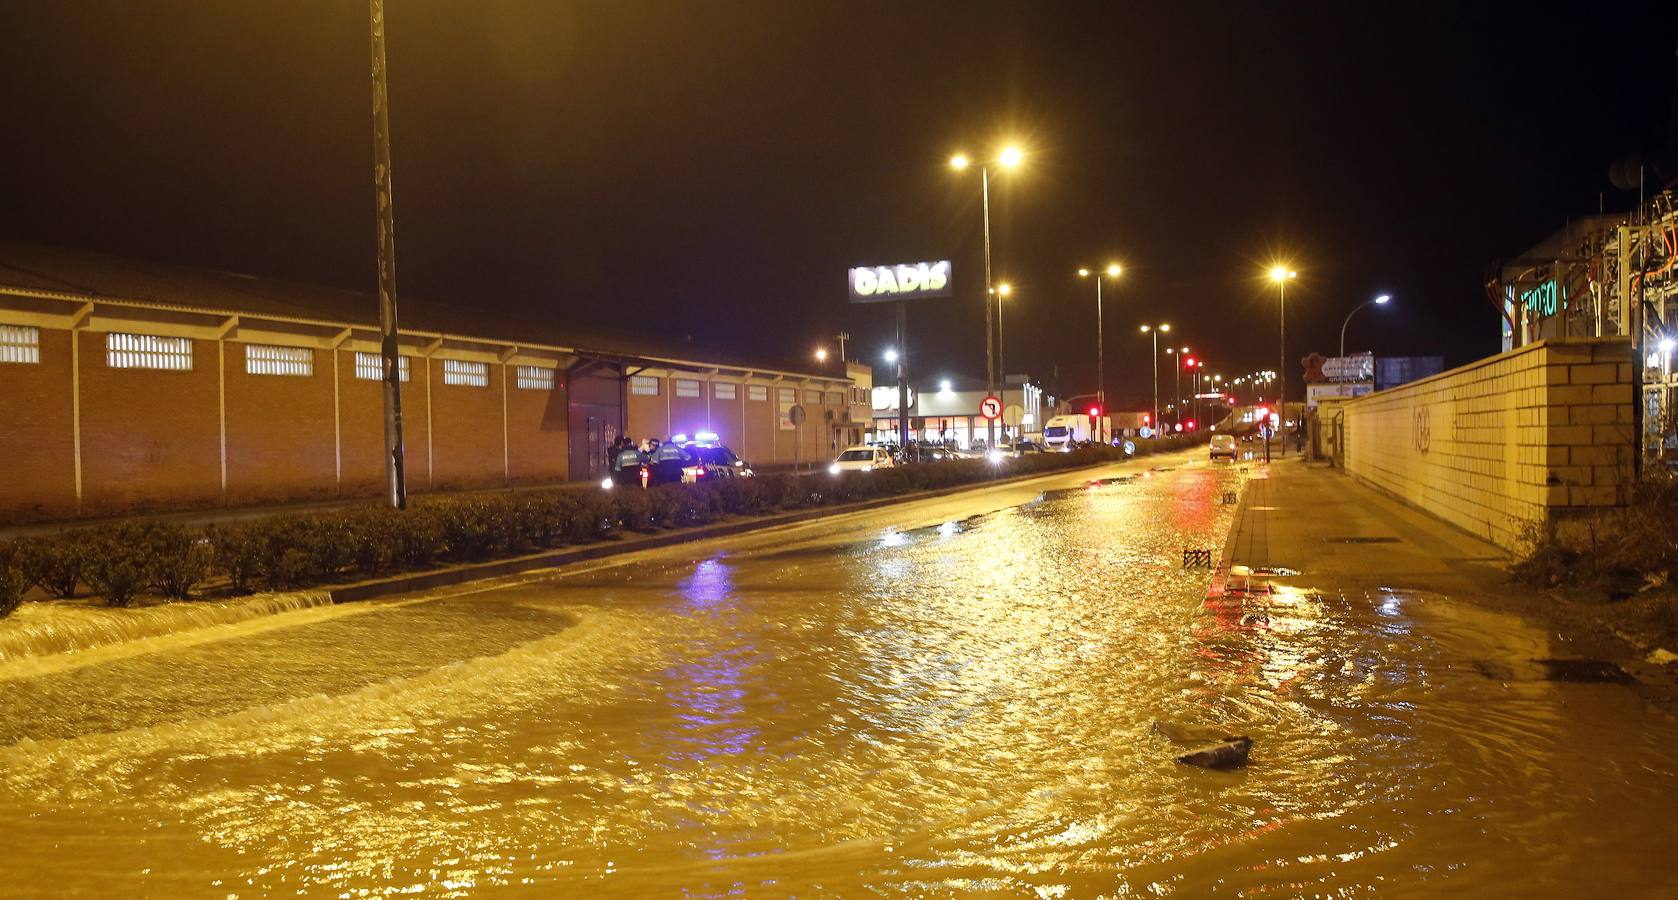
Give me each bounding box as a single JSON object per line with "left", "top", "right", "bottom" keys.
{"left": 370, "top": 0, "right": 406, "bottom": 508}
{"left": 981, "top": 166, "right": 996, "bottom": 449}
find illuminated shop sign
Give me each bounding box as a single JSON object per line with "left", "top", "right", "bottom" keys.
{"left": 848, "top": 260, "right": 952, "bottom": 304}
{"left": 1520, "top": 280, "right": 1559, "bottom": 317}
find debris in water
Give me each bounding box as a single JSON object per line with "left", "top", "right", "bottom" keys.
{"left": 1647, "top": 648, "right": 1678, "bottom": 666}
{"left": 1176, "top": 736, "right": 1253, "bottom": 770}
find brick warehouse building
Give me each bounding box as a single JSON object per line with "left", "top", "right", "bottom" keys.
{"left": 0, "top": 243, "right": 870, "bottom": 522}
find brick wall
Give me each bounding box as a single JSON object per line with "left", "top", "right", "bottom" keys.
{"left": 0, "top": 328, "right": 76, "bottom": 518}
{"left": 1334, "top": 337, "right": 1635, "bottom": 551}
{"left": 223, "top": 344, "right": 336, "bottom": 505}
{"left": 426, "top": 358, "right": 507, "bottom": 490}
{"left": 506, "top": 365, "right": 567, "bottom": 483}
{"left": 0, "top": 316, "right": 853, "bottom": 522}
{"left": 79, "top": 332, "right": 221, "bottom": 514}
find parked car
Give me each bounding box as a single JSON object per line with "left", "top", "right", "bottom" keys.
{"left": 1210, "top": 433, "right": 1238, "bottom": 461}
{"left": 680, "top": 432, "right": 753, "bottom": 479}
{"left": 987, "top": 440, "right": 1043, "bottom": 460}
{"left": 829, "top": 445, "right": 895, "bottom": 473}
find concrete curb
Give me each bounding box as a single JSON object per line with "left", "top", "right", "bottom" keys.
{"left": 325, "top": 457, "right": 1163, "bottom": 604}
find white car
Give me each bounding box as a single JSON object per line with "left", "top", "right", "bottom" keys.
{"left": 1209, "top": 433, "right": 1238, "bottom": 460}
{"left": 829, "top": 445, "right": 894, "bottom": 473}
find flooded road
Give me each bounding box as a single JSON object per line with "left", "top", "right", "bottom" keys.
{"left": 2, "top": 453, "right": 1675, "bottom": 897}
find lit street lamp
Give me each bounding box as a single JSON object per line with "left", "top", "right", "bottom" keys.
{"left": 1077, "top": 263, "right": 1121, "bottom": 442}
{"left": 1268, "top": 265, "right": 1297, "bottom": 452}
{"left": 1165, "top": 345, "right": 1189, "bottom": 427}
{"left": 814, "top": 347, "right": 828, "bottom": 363}
{"left": 951, "top": 146, "right": 1024, "bottom": 448}
{"left": 1339, "top": 293, "right": 1392, "bottom": 357}
{"left": 1139, "top": 323, "right": 1171, "bottom": 434}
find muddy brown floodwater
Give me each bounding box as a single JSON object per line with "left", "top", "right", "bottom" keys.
{"left": 1, "top": 455, "right": 1675, "bottom": 897}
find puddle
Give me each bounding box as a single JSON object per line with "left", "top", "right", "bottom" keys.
{"left": 1535, "top": 658, "right": 1635, "bottom": 684}
{"left": 1470, "top": 658, "right": 1635, "bottom": 685}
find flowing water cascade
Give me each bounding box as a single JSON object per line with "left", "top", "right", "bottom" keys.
{"left": 0, "top": 591, "right": 334, "bottom": 664}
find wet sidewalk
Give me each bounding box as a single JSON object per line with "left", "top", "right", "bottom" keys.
{"left": 1221, "top": 457, "right": 1510, "bottom": 599}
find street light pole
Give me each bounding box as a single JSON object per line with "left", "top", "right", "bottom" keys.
{"left": 1078, "top": 264, "right": 1121, "bottom": 443}
{"left": 1151, "top": 329, "right": 1158, "bottom": 432}
{"left": 1268, "top": 266, "right": 1297, "bottom": 455}
{"left": 981, "top": 165, "right": 995, "bottom": 449}
{"left": 1140, "top": 323, "right": 1169, "bottom": 433}
{"left": 1339, "top": 294, "right": 1392, "bottom": 357}
{"left": 369, "top": 0, "right": 406, "bottom": 510}
{"left": 952, "top": 147, "right": 1021, "bottom": 450}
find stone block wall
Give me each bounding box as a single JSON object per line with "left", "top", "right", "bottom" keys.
{"left": 1334, "top": 338, "right": 1635, "bottom": 551}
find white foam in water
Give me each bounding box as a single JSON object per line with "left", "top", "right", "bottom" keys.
{"left": 0, "top": 592, "right": 334, "bottom": 664}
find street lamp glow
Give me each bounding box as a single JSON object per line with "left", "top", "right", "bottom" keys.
{"left": 883, "top": 348, "right": 898, "bottom": 364}
{"left": 999, "top": 146, "right": 1023, "bottom": 168}
{"left": 1160, "top": 323, "right": 1171, "bottom": 332}
{"left": 1375, "top": 294, "right": 1392, "bottom": 305}
{"left": 949, "top": 153, "right": 970, "bottom": 171}
{"left": 939, "top": 379, "right": 953, "bottom": 392}
{"left": 997, "top": 282, "right": 1012, "bottom": 297}
{"left": 814, "top": 347, "right": 828, "bottom": 362}
{"left": 1105, "top": 263, "right": 1121, "bottom": 277}
{"left": 1078, "top": 267, "right": 1091, "bottom": 277}
{"left": 1269, "top": 265, "right": 1296, "bottom": 283}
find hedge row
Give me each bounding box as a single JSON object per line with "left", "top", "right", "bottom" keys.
{"left": 0, "top": 441, "right": 1183, "bottom": 615}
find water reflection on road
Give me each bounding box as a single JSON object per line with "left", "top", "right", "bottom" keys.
{"left": 0, "top": 457, "right": 1675, "bottom": 897}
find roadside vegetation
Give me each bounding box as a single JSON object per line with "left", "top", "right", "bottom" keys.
{"left": 1513, "top": 469, "right": 1678, "bottom": 649}
{"left": 0, "top": 442, "right": 1188, "bottom": 616}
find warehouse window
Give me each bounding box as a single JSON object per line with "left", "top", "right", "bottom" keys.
{"left": 245, "top": 343, "right": 313, "bottom": 377}
{"left": 0, "top": 324, "right": 40, "bottom": 364}
{"left": 829, "top": 392, "right": 844, "bottom": 407}
{"left": 778, "top": 387, "right": 796, "bottom": 430}
{"left": 674, "top": 378, "right": 700, "bottom": 398}
{"left": 516, "top": 365, "right": 555, "bottom": 391}
{"left": 630, "top": 375, "right": 659, "bottom": 396}
{"left": 107, "top": 332, "right": 192, "bottom": 371}
{"left": 747, "top": 384, "right": 768, "bottom": 402}
{"left": 354, "top": 351, "right": 410, "bottom": 382}
{"left": 442, "top": 359, "right": 489, "bottom": 387}
{"left": 805, "top": 390, "right": 821, "bottom": 404}
{"left": 714, "top": 382, "right": 737, "bottom": 400}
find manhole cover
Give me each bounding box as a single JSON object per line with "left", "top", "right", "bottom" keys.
{"left": 1533, "top": 658, "right": 1634, "bottom": 684}
{"left": 1327, "top": 536, "right": 1401, "bottom": 544}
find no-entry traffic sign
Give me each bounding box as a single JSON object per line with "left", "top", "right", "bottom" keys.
{"left": 979, "top": 395, "right": 1003, "bottom": 420}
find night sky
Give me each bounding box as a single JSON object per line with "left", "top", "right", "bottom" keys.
{"left": 3, "top": 1, "right": 1676, "bottom": 409}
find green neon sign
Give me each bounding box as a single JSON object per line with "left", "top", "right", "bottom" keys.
{"left": 1520, "top": 280, "right": 1559, "bottom": 317}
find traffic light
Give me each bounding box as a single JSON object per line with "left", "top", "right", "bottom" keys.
{"left": 1088, "top": 405, "right": 1101, "bottom": 418}
{"left": 1184, "top": 356, "right": 1197, "bottom": 368}
{"left": 1187, "top": 419, "right": 1197, "bottom": 430}
{"left": 1142, "top": 413, "right": 1151, "bottom": 425}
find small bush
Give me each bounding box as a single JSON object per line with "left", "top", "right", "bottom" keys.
{"left": 83, "top": 530, "right": 149, "bottom": 607}
{"left": 1513, "top": 469, "right": 1678, "bottom": 598}
{"left": 345, "top": 512, "right": 396, "bottom": 575}
{"left": 20, "top": 533, "right": 89, "bottom": 598}
{"left": 0, "top": 541, "right": 24, "bottom": 619}
{"left": 209, "top": 524, "right": 265, "bottom": 595}
{"left": 143, "top": 523, "right": 212, "bottom": 599}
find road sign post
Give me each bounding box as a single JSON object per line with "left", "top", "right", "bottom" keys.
{"left": 790, "top": 404, "right": 807, "bottom": 472}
